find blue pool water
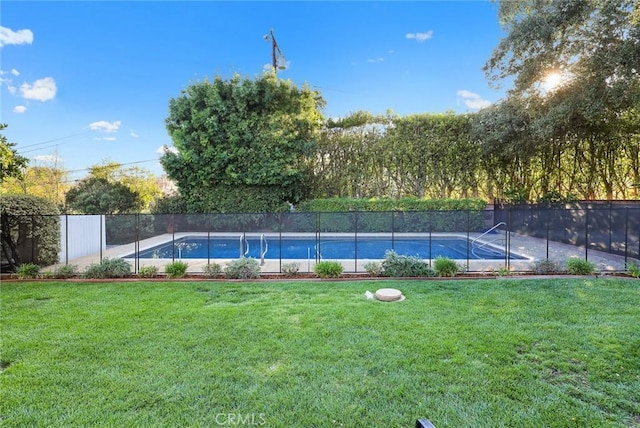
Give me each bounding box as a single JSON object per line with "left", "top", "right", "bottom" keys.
{"left": 127, "top": 237, "right": 522, "bottom": 260}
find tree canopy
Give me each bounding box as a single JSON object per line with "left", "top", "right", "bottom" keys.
{"left": 65, "top": 177, "right": 143, "bottom": 214}
{"left": 0, "top": 124, "right": 28, "bottom": 184}
{"left": 87, "top": 160, "right": 162, "bottom": 211}
{"left": 161, "top": 72, "right": 325, "bottom": 213}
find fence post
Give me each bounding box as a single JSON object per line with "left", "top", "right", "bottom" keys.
{"left": 354, "top": 211, "right": 358, "bottom": 273}
{"left": 100, "top": 215, "right": 103, "bottom": 261}
{"left": 506, "top": 207, "right": 511, "bottom": 270}
{"left": 545, "top": 208, "right": 550, "bottom": 260}
{"left": 65, "top": 214, "right": 69, "bottom": 266}
{"left": 466, "top": 210, "right": 470, "bottom": 272}
{"left": 624, "top": 207, "right": 629, "bottom": 268}
{"left": 278, "top": 212, "right": 282, "bottom": 274}
{"left": 391, "top": 211, "right": 395, "bottom": 251}
{"left": 585, "top": 208, "right": 589, "bottom": 260}
{"left": 315, "top": 212, "right": 320, "bottom": 263}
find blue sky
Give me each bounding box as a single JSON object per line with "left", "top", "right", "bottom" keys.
{"left": 1, "top": 1, "right": 507, "bottom": 182}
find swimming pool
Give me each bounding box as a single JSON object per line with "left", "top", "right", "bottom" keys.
{"left": 126, "top": 236, "right": 523, "bottom": 260}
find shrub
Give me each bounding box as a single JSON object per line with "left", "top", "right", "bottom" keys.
{"left": 433, "top": 256, "right": 459, "bottom": 277}
{"left": 531, "top": 259, "right": 561, "bottom": 275}
{"left": 138, "top": 265, "right": 159, "bottom": 278}
{"left": 203, "top": 262, "right": 223, "bottom": 278}
{"left": 83, "top": 258, "right": 132, "bottom": 279}
{"left": 626, "top": 261, "right": 640, "bottom": 278}
{"left": 281, "top": 262, "right": 301, "bottom": 277}
{"left": 224, "top": 258, "right": 261, "bottom": 279}
{"left": 0, "top": 194, "right": 60, "bottom": 271}
{"left": 381, "top": 250, "right": 434, "bottom": 277}
{"left": 565, "top": 258, "right": 596, "bottom": 275}
{"left": 314, "top": 261, "right": 344, "bottom": 278}
{"left": 165, "top": 261, "right": 188, "bottom": 279}
{"left": 363, "top": 261, "right": 383, "bottom": 276}
{"left": 55, "top": 264, "right": 78, "bottom": 279}
{"left": 17, "top": 263, "right": 40, "bottom": 279}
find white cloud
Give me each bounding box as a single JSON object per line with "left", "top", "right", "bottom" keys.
{"left": 387, "top": 50, "right": 394, "bottom": 54}
{"left": 130, "top": 131, "right": 139, "bottom": 138}
{"left": 457, "top": 90, "right": 491, "bottom": 110}
{"left": 406, "top": 31, "right": 433, "bottom": 42}
{"left": 11, "top": 68, "right": 19, "bottom": 76}
{"left": 367, "top": 57, "right": 384, "bottom": 63}
{"left": 0, "top": 26, "right": 34, "bottom": 47}
{"left": 20, "top": 77, "right": 57, "bottom": 101}
{"left": 13, "top": 105, "right": 27, "bottom": 113}
{"left": 0, "top": 72, "right": 18, "bottom": 94}
{"left": 89, "top": 120, "right": 121, "bottom": 132}
{"left": 93, "top": 137, "right": 117, "bottom": 141}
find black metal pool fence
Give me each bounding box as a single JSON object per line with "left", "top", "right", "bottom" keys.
{"left": 3, "top": 203, "right": 639, "bottom": 273}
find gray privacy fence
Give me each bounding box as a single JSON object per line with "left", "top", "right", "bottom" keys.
{"left": 2, "top": 205, "right": 638, "bottom": 273}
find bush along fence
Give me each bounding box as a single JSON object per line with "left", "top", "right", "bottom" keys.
{"left": 1, "top": 205, "right": 638, "bottom": 275}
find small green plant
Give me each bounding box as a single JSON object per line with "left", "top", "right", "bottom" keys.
{"left": 565, "top": 258, "right": 596, "bottom": 275}
{"left": 224, "top": 258, "right": 261, "bottom": 279}
{"left": 531, "top": 259, "right": 561, "bottom": 275}
{"left": 83, "top": 258, "right": 132, "bottom": 279}
{"left": 54, "top": 264, "right": 77, "bottom": 279}
{"left": 627, "top": 261, "right": 640, "bottom": 278}
{"left": 281, "top": 262, "right": 301, "bottom": 277}
{"left": 433, "top": 256, "right": 459, "bottom": 277}
{"left": 495, "top": 266, "right": 511, "bottom": 277}
{"left": 138, "top": 265, "right": 159, "bottom": 278}
{"left": 381, "top": 250, "right": 434, "bottom": 277}
{"left": 363, "top": 261, "right": 383, "bottom": 276}
{"left": 202, "top": 262, "right": 222, "bottom": 278}
{"left": 17, "top": 263, "right": 40, "bottom": 279}
{"left": 314, "top": 261, "right": 344, "bottom": 278}
{"left": 165, "top": 261, "right": 188, "bottom": 279}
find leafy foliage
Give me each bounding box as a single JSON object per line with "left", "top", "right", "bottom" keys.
{"left": 87, "top": 161, "right": 162, "bottom": 212}
{"left": 0, "top": 124, "right": 28, "bottom": 183}
{"left": 531, "top": 259, "right": 562, "bottom": 275}
{"left": 65, "top": 177, "right": 143, "bottom": 214}
{"left": 565, "top": 258, "right": 596, "bottom": 275}
{"left": 162, "top": 72, "right": 325, "bottom": 213}
{"left": 224, "top": 258, "right": 261, "bottom": 279}
{"left": 150, "top": 194, "right": 188, "bottom": 214}
{"left": 164, "top": 261, "right": 188, "bottom": 279}
{"left": 281, "top": 262, "right": 301, "bottom": 277}
{"left": 481, "top": 0, "right": 640, "bottom": 201}
{"left": 381, "top": 250, "right": 434, "bottom": 277}
{"left": 1, "top": 164, "right": 69, "bottom": 208}
{"left": 83, "top": 258, "right": 132, "bottom": 279}
{"left": 202, "top": 262, "right": 222, "bottom": 278}
{"left": 294, "top": 198, "right": 486, "bottom": 233}
{"left": 16, "top": 263, "right": 40, "bottom": 279}
{"left": 433, "top": 256, "right": 459, "bottom": 277}
{"left": 138, "top": 265, "right": 159, "bottom": 278}
{"left": 54, "top": 264, "right": 78, "bottom": 279}
{"left": 0, "top": 194, "right": 60, "bottom": 271}
{"left": 313, "top": 261, "right": 344, "bottom": 278}
{"left": 363, "top": 261, "right": 383, "bottom": 276}
{"left": 627, "top": 261, "right": 640, "bottom": 278}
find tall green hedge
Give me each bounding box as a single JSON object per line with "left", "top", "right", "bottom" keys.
{"left": 297, "top": 197, "right": 486, "bottom": 212}
{"left": 294, "top": 198, "right": 488, "bottom": 232}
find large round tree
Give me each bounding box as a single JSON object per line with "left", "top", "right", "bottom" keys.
{"left": 161, "top": 72, "right": 325, "bottom": 213}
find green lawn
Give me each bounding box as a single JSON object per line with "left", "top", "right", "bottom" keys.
{"left": 1, "top": 278, "right": 639, "bottom": 427}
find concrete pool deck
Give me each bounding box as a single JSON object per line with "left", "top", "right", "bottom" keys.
{"left": 51, "top": 231, "right": 634, "bottom": 275}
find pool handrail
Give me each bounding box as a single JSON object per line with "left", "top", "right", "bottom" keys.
{"left": 260, "top": 234, "right": 268, "bottom": 265}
